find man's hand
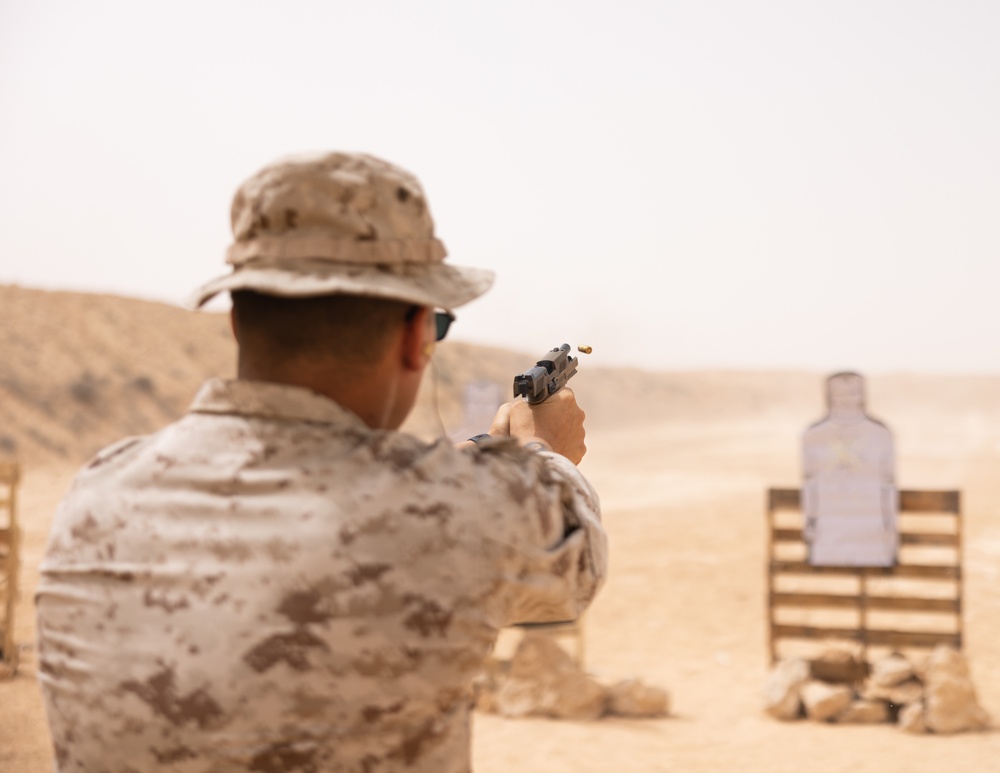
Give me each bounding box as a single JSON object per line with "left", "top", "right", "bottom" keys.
{"left": 488, "top": 388, "right": 587, "bottom": 465}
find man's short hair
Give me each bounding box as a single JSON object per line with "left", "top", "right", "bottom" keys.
{"left": 230, "top": 290, "right": 413, "bottom": 366}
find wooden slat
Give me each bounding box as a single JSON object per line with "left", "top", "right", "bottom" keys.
{"left": 771, "top": 560, "right": 959, "bottom": 580}
{"left": 513, "top": 618, "right": 586, "bottom": 666}
{"left": 768, "top": 488, "right": 960, "bottom": 514}
{"left": 865, "top": 629, "right": 961, "bottom": 649}
{"left": 771, "top": 592, "right": 959, "bottom": 613}
{"left": 899, "top": 490, "right": 960, "bottom": 513}
{"left": 772, "top": 528, "right": 958, "bottom": 548}
{"left": 768, "top": 488, "right": 800, "bottom": 509}
{"left": 0, "top": 461, "right": 18, "bottom": 673}
{"left": 866, "top": 596, "right": 960, "bottom": 613}
{"left": 516, "top": 620, "right": 580, "bottom": 632}
{"left": 771, "top": 592, "right": 863, "bottom": 609}
{"left": 773, "top": 624, "right": 961, "bottom": 649}
{"left": 772, "top": 623, "right": 866, "bottom": 642}
{"left": 899, "top": 533, "right": 959, "bottom": 547}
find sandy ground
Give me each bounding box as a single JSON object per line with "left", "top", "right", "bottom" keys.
{"left": 4, "top": 398, "right": 1000, "bottom": 771}
{"left": 472, "top": 412, "right": 1000, "bottom": 772}
{"left": 1, "top": 288, "right": 999, "bottom": 770}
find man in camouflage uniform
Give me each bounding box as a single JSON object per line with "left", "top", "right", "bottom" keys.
{"left": 35, "top": 152, "right": 608, "bottom": 772}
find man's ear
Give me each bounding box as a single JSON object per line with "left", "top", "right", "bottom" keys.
{"left": 401, "top": 306, "right": 433, "bottom": 370}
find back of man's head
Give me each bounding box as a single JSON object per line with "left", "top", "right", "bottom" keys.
{"left": 231, "top": 290, "right": 413, "bottom": 370}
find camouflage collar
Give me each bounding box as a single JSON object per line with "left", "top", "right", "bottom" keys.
{"left": 189, "top": 378, "right": 366, "bottom": 428}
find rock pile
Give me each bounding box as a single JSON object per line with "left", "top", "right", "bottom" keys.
{"left": 764, "top": 646, "right": 990, "bottom": 734}
{"left": 474, "top": 633, "right": 669, "bottom": 720}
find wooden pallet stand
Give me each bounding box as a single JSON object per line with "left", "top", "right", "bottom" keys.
{"left": 767, "top": 487, "right": 961, "bottom": 677}
{"left": 514, "top": 616, "right": 586, "bottom": 667}
{"left": 0, "top": 461, "right": 20, "bottom": 676}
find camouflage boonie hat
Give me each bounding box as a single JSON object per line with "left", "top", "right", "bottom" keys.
{"left": 188, "top": 152, "right": 494, "bottom": 309}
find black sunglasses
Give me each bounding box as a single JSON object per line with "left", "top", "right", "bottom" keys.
{"left": 406, "top": 306, "right": 456, "bottom": 341}
{"left": 435, "top": 310, "right": 455, "bottom": 341}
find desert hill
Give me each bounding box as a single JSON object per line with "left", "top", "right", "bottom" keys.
{"left": 0, "top": 283, "right": 828, "bottom": 465}
{"left": 3, "top": 284, "right": 1000, "bottom": 771}
{"left": 4, "top": 283, "right": 1000, "bottom": 470}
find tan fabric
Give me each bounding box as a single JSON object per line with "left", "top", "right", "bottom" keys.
{"left": 36, "top": 379, "right": 606, "bottom": 772}
{"left": 189, "top": 152, "right": 494, "bottom": 310}
{"left": 226, "top": 235, "right": 446, "bottom": 267}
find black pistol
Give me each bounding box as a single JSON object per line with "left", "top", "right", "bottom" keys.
{"left": 513, "top": 344, "right": 579, "bottom": 405}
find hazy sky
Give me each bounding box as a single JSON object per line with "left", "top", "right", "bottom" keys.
{"left": 2, "top": 1, "right": 998, "bottom": 373}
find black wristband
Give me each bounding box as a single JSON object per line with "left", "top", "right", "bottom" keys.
{"left": 468, "top": 434, "right": 492, "bottom": 444}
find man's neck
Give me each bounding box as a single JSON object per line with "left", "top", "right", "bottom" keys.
{"left": 237, "top": 355, "right": 405, "bottom": 430}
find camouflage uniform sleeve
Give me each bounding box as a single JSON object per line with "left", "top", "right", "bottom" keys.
{"left": 469, "top": 442, "right": 608, "bottom": 627}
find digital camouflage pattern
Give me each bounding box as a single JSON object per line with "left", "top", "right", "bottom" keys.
{"left": 36, "top": 379, "right": 607, "bottom": 772}
{"left": 189, "top": 152, "right": 494, "bottom": 311}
